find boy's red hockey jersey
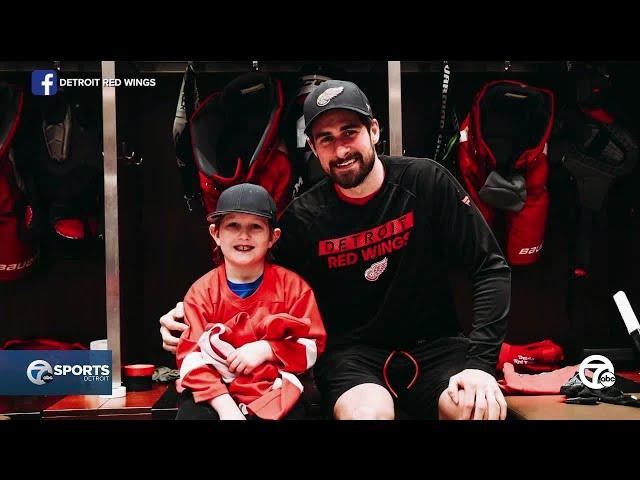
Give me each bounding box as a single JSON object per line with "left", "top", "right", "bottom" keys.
{"left": 176, "top": 263, "right": 326, "bottom": 420}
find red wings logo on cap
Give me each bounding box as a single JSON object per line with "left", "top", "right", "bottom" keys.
{"left": 364, "top": 257, "right": 388, "bottom": 282}
{"left": 317, "top": 87, "right": 344, "bottom": 107}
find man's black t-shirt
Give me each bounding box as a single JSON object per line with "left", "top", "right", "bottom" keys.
{"left": 274, "top": 155, "right": 511, "bottom": 375}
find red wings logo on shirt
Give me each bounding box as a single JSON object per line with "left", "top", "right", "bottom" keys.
{"left": 364, "top": 257, "right": 388, "bottom": 282}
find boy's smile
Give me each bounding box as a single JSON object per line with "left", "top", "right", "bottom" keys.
{"left": 210, "top": 212, "right": 281, "bottom": 282}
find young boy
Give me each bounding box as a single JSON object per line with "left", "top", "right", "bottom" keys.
{"left": 175, "top": 183, "right": 326, "bottom": 420}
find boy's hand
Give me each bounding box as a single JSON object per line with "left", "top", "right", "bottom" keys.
{"left": 227, "top": 340, "right": 275, "bottom": 375}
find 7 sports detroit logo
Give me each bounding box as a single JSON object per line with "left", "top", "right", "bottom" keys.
{"left": 31, "top": 70, "right": 58, "bottom": 96}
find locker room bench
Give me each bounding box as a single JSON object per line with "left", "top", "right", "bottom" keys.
{"left": 505, "top": 393, "right": 640, "bottom": 420}
{"left": 505, "top": 371, "right": 640, "bottom": 420}
{"left": 43, "top": 383, "right": 168, "bottom": 420}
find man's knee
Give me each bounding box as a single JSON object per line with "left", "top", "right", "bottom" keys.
{"left": 334, "top": 383, "right": 395, "bottom": 420}
{"left": 338, "top": 405, "right": 394, "bottom": 420}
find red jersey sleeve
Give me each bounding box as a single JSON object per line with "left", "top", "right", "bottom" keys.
{"left": 176, "top": 274, "right": 229, "bottom": 404}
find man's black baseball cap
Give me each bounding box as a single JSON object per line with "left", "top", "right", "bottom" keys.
{"left": 207, "top": 183, "right": 277, "bottom": 225}
{"left": 303, "top": 80, "right": 373, "bottom": 136}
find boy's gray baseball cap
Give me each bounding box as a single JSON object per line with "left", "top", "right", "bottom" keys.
{"left": 207, "top": 183, "right": 276, "bottom": 225}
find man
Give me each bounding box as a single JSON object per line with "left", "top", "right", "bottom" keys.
{"left": 161, "top": 80, "right": 511, "bottom": 420}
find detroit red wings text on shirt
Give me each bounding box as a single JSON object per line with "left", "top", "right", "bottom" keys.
{"left": 318, "top": 212, "right": 414, "bottom": 269}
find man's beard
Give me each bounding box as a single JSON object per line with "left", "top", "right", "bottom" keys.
{"left": 327, "top": 148, "right": 375, "bottom": 189}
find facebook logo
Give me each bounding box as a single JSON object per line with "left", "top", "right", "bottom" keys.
{"left": 32, "top": 70, "right": 58, "bottom": 96}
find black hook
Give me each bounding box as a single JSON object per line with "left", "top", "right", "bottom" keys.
{"left": 118, "top": 141, "right": 141, "bottom": 166}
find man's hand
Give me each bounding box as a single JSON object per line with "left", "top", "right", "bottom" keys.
{"left": 446, "top": 368, "right": 507, "bottom": 420}
{"left": 227, "top": 341, "right": 275, "bottom": 376}
{"left": 160, "top": 302, "right": 188, "bottom": 354}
